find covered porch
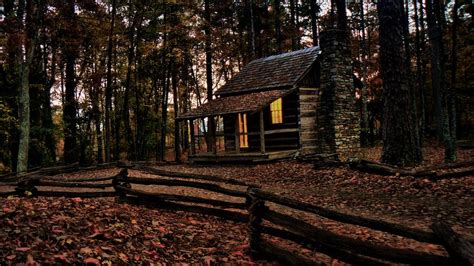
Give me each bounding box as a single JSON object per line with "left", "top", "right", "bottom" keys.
{"left": 176, "top": 89, "right": 300, "bottom": 163}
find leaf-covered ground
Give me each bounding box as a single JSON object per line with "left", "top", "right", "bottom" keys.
{"left": 0, "top": 144, "right": 473, "bottom": 264}
{"left": 161, "top": 145, "right": 474, "bottom": 233}
{"left": 0, "top": 197, "right": 257, "bottom": 264}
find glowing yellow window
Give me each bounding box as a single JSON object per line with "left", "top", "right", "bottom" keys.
{"left": 238, "top": 113, "right": 248, "bottom": 148}
{"left": 270, "top": 98, "right": 283, "bottom": 124}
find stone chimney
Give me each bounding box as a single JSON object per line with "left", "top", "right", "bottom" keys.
{"left": 317, "top": 29, "right": 360, "bottom": 160}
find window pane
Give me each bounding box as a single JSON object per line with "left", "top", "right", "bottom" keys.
{"left": 238, "top": 113, "right": 248, "bottom": 148}
{"left": 270, "top": 98, "right": 283, "bottom": 124}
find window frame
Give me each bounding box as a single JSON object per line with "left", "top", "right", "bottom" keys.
{"left": 270, "top": 98, "right": 283, "bottom": 124}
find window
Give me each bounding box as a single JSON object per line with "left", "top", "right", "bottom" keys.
{"left": 238, "top": 113, "right": 248, "bottom": 148}
{"left": 270, "top": 98, "right": 283, "bottom": 124}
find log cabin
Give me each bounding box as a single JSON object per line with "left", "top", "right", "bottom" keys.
{"left": 178, "top": 31, "right": 360, "bottom": 163}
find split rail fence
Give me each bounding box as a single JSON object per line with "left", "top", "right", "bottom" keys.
{"left": 0, "top": 163, "right": 473, "bottom": 265}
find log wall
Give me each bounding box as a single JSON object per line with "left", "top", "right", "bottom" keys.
{"left": 222, "top": 91, "right": 300, "bottom": 152}
{"left": 299, "top": 87, "right": 319, "bottom": 155}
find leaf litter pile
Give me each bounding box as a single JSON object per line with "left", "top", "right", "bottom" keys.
{"left": 0, "top": 144, "right": 473, "bottom": 264}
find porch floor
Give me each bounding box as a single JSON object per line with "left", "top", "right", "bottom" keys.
{"left": 188, "top": 150, "right": 298, "bottom": 163}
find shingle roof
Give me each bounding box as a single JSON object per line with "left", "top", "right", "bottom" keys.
{"left": 216, "top": 46, "right": 320, "bottom": 96}
{"left": 177, "top": 89, "right": 293, "bottom": 120}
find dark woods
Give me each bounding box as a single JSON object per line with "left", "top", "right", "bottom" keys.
{"left": 0, "top": 0, "right": 472, "bottom": 172}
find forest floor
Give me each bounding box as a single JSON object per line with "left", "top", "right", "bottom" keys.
{"left": 0, "top": 144, "right": 473, "bottom": 264}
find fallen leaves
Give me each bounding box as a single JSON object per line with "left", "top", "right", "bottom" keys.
{"left": 83, "top": 257, "right": 100, "bottom": 265}
{"left": 118, "top": 252, "right": 128, "bottom": 262}
{"left": 0, "top": 144, "right": 471, "bottom": 264}
{"left": 79, "top": 247, "right": 93, "bottom": 255}
{"left": 0, "top": 197, "right": 254, "bottom": 264}
{"left": 71, "top": 197, "right": 82, "bottom": 203}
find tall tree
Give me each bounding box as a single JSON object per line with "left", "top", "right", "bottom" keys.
{"left": 172, "top": 66, "right": 180, "bottom": 162}
{"left": 359, "top": 0, "right": 369, "bottom": 146}
{"left": 105, "top": 0, "right": 116, "bottom": 162}
{"left": 401, "top": 0, "right": 422, "bottom": 161}
{"left": 447, "top": 0, "right": 460, "bottom": 162}
{"left": 414, "top": 0, "right": 427, "bottom": 142}
{"left": 123, "top": 1, "right": 142, "bottom": 160}
{"left": 426, "top": 0, "right": 456, "bottom": 161}
{"left": 17, "top": 0, "right": 39, "bottom": 173}
{"left": 274, "top": 0, "right": 282, "bottom": 51}
{"left": 289, "top": 0, "right": 298, "bottom": 50}
{"left": 426, "top": 0, "right": 444, "bottom": 141}
{"left": 335, "top": 0, "right": 348, "bottom": 31}
{"left": 378, "top": 0, "right": 421, "bottom": 166}
{"left": 3, "top": 0, "right": 21, "bottom": 171}
{"left": 62, "top": 0, "right": 79, "bottom": 164}
{"left": 249, "top": 0, "right": 256, "bottom": 58}
{"left": 310, "top": 0, "right": 319, "bottom": 46}
{"left": 204, "top": 0, "right": 216, "bottom": 153}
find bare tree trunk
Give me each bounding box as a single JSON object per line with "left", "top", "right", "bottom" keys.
{"left": 123, "top": 5, "right": 140, "bottom": 161}
{"left": 359, "top": 0, "right": 369, "bottom": 146}
{"left": 447, "top": 0, "right": 460, "bottom": 162}
{"left": 92, "top": 70, "right": 103, "bottom": 164}
{"left": 295, "top": 0, "right": 300, "bottom": 47}
{"left": 401, "top": 0, "right": 422, "bottom": 161}
{"left": 249, "top": 0, "right": 256, "bottom": 58}
{"left": 157, "top": 6, "right": 168, "bottom": 161}
{"left": 275, "top": 0, "right": 282, "bottom": 51}
{"left": 310, "top": 0, "right": 319, "bottom": 46}
{"left": 17, "top": 0, "right": 38, "bottom": 173}
{"left": 414, "top": 0, "right": 426, "bottom": 144}
{"left": 290, "top": 0, "right": 298, "bottom": 50}
{"left": 94, "top": 105, "right": 103, "bottom": 163}
{"left": 4, "top": 0, "right": 21, "bottom": 171}
{"left": 335, "top": 0, "right": 348, "bottom": 32}
{"left": 204, "top": 0, "right": 215, "bottom": 153}
{"left": 63, "top": 0, "right": 78, "bottom": 164}
{"left": 172, "top": 67, "right": 180, "bottom": 162}
{"left": 160, "top": 60, "right": 171, "bottom": 161}
{"left": 378, "top": 0, "right": 420, "bottom": 166}
{"left": 426, "top": 0, "right": 443, "bottom": 141}
{"left": 426, "top": 0, "right": 455, "bottom": 162}
{"left": 182, "top": 54, "right": 191, "bottom": 152}
{"left": 42, "top": 43, "right": 56, "bottom": 164}
{"left": 105, "top": 0, "right": 116, "bottom": 162}
{"left": 123, "top": 44, "right": 135, "bottom": 161}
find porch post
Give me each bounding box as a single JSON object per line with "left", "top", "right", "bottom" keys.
{"left": 235, "top": 114, "right": 240, "bottom": 153}
{"left": 210, "top": 116, "right": 217, "bottom": 155}
{"left": 189, "top": 119, "right": 196, "bottom": 155}
{"left": 259, "top": 110, "right": 265, "bottom": 154}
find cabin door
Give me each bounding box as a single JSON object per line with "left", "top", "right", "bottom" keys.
{"left": 238, "top": 113, "right": 248, "bottom": 148}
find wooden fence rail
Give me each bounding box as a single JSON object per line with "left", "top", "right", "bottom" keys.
{"left": 113, "top": 168, "right": 249, "bottom": 222}
{"left": 262, "top": 208, "right": 448, "bottom": 265}
{"left": 115, "top": 185, "right": 247, "bottom": 209}
{"left": 250, "top": 188, "right": 440, "bottom": 244}
{"left": 0, "top": 165, "right": 473, "bottom": 265}
{"left": 0, "top": 167, "right": 124, "bottom": 198}
{"left": 133, "top": 164, "right": 255, "bottom": 187}
{"left": 247, "top": 187, "right": 473, "bottom": 265}
{"left": 117, "top": 176, "right": 248, "bottom": 198}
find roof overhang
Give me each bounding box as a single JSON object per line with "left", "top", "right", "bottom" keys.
{"left": 176, "top": 88, "right": 296, "bottom": 121}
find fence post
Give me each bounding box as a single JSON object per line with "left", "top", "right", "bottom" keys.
{"left": 113, "top": 168, "right": 129, "bottom": 199}
{"left": 15, "top": 176, "right": 38, "bottom": 197}
{"left": 247, "top": 188, "right": 265, "bottom": 258}
{"left": 431, "top": 222, "right": 474, "bottom": 265}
